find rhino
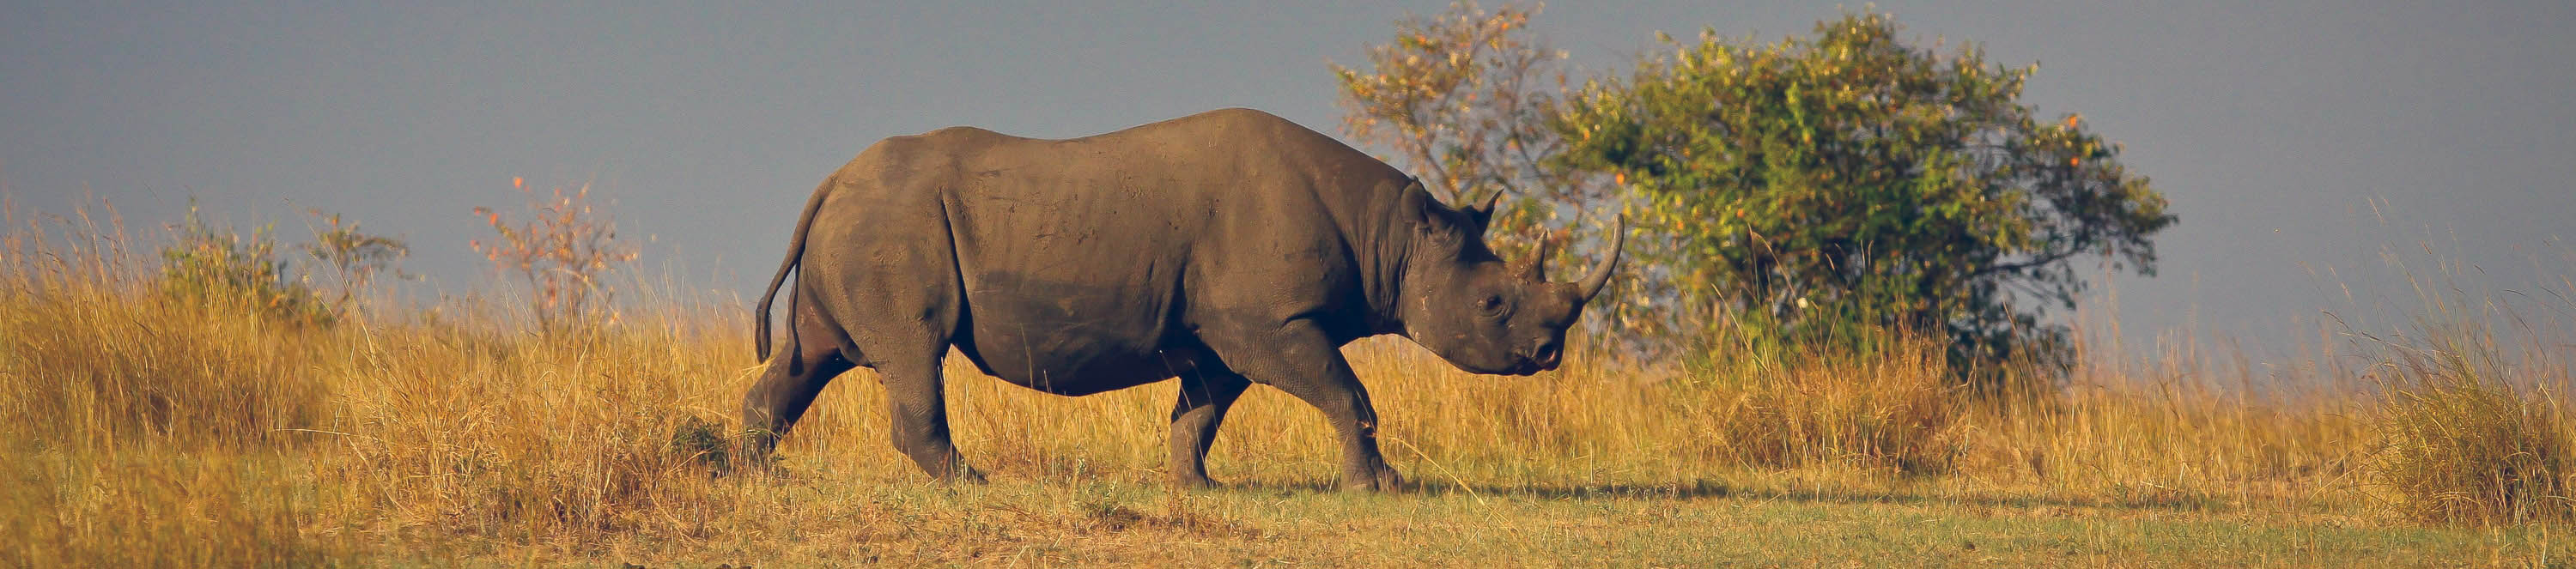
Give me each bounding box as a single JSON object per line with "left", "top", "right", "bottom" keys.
{"left": 741, "top": 108, "right": 1621, "bottom": 491}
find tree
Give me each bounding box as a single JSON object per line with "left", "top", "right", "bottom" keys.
{"left": 1331, "top": 3, "right": 1591, "bottom": 244}
{"left": 1331, "top": 2, "right": 1655, "bottom": 337}
{"left": 1552, "top": 11, "right": 2174, "bottom": 367}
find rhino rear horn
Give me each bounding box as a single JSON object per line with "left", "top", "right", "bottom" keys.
{"left": 1517, "top": 238, "right": 1554, "bottom": 282}
{"left": 1575, "top": 215, "right": 1625, "bottom": 305}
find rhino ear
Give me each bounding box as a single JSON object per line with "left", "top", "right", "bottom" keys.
{"left": 1401, "top": 183, "right": 1464, "bottom": 243}
{"left": 1461, "top": 190, "right": 1501, "bottom": 233}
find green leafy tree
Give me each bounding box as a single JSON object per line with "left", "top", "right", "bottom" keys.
{"left": 1552, "top": 11, "right": 2175, "bottom": 368}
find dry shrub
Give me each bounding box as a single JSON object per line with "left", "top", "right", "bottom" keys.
{"left": 1948, "top": 377, "right": 2373, "bottom": 511}
{"left": 1680, "top": 334, "right": 1966, "bottom": 473}
{"left": 2352, "top": 234, "right": 2576, "bottom": 525}
{"left": 2368, "top": 338, "right": 2575, "bottom": 525}
{"left": 0, "top": 203, "right": 344, "bottom": 566}
{"left": 0, "top": 203, "right": 330, "bottom": 451}
{"left": 312, "top": 315, "right": 746, "bottom": 544}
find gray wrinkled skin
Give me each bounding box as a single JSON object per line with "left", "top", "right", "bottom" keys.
{"left": 740, "top": 108, "right": 1621, "bottom": 491}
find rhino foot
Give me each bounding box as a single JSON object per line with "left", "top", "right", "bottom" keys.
{"left": 1172, "top": 472, "right": 1223, "bottom": 490}
{"left": 1342, "top": 465, "right": 1405, "bottom": 493}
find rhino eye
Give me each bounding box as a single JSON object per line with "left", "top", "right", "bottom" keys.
{"left": 1476, "top": 294, "right": 1505, "bottom": 317}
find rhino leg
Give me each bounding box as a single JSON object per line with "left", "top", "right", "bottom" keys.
{"left": 738, "top": 288, "right": 857, "bottom": 469}
{"left": 790, "top": 202, "right": 983, "bottom": 484}
{"left": 872, "top": 344, "right": 984, "bottom": 483}
{"left": 1205, "top": 324, "right": 1403, "bottom": 492}
{"left": 1167, "top": 369, "right": 1251, "bottom": 488}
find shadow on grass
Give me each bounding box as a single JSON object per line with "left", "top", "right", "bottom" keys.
{"left": 724, "top": 460, "right": 2233, "bottom": 517}
{"left": 1218, "top": 477, "right": 2233, "bottom": 515}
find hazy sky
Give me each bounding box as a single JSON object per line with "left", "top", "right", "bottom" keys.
{"left": 5, "top": 1, "right": 2571, "bottom": 360}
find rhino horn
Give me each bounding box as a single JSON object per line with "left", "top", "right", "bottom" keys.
{"left": 1575, "top": 215, "right": 1625, "bottom": 305}
{"left": 1517, "top": 238, "right": 1553, "bottom": 282}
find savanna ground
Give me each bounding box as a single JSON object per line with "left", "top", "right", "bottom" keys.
{"left": 3, "top": 203, "right": 2573, "bottom": 567}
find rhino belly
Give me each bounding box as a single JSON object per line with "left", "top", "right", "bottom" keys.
{"left": 956, "top": 326, "right": 1200, "bottom": 396}
{"left": 952, "top": 276, "right": 1194, "bottom": 396}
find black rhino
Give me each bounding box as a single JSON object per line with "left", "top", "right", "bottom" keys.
{"left": 743, "top": 108, "right": 1621, "bottom": 490}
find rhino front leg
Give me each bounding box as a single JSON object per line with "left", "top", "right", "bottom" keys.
{"left": 1168, "top": 370, "right": 1251, "bottom": 488}
{"left": 1206, "top": 324, "right": 1402, "bottom": 492}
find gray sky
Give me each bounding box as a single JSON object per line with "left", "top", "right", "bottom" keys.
{"left": 5, "top": 1, "right": 2572, "bottom": 360}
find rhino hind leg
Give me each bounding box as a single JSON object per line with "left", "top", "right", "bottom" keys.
{"left": 827, "top": 276, "right": 982, "bottom": 483}
{"left": 1167, "top": 369, "right": 1252, "bottom": 488}
{"left": 738, "top": 288, "right": 858, "bottom": 470}
{"left": 872, "top": 342, "right": 983, "bottom": 483}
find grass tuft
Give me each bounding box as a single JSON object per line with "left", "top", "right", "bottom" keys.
{"left": 2367, "top": 328, "right": 2576, "bottom": 525}
{"left": 2354, "top": 232, "right": 2576, "bottom": 526}
{"left": 1681, "top": 335, "right": 1967, "bottom": 473}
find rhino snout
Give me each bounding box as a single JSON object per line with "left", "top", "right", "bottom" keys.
{"left": 1512, "top": 341, "right": 1563, "bottom": 374}
{"left": 1533, "top": 342, "right": 1562, "bottom": 371}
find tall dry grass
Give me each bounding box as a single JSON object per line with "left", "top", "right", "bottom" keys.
{"left": 2356, "top": 235, "right": 2576, "bottom": 524}
{"left": 2371, "top": 346, "right": 2574, "bottom": 524}
{"left": 0, "top": 200, "right": 2569, "bottom": 565}
{"left": 0, "top": 203, "right": 341, "bottom": 566}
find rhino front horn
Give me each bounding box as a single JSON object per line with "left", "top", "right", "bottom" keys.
{"left": 1576, "top": 215, "right": 1625, "bottom": 304}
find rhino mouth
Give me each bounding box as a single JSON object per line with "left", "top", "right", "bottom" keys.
{"left": 1439, "top": 348, "right": 1547, "bottom": 376}
{"left": 1504, "top": 342, "right": 1562, "bottom": 376}
{"left": 1454, "top": 356, "right": 1542, "bottom": 377}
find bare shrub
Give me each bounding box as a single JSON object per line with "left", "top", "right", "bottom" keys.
{"left": 471, "top": 178, "right": 637, "bottom": 332}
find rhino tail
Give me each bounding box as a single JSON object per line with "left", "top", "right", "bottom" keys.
{"left": 756, "top": 177, "right": 833, "bottom": 362}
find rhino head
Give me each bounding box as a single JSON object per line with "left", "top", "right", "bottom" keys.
{"left": 1397, "top": 188, "right": 1624, "bottom": 376}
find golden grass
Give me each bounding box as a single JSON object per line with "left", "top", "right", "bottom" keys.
{"left": 2359, "top": 240, "right": 2576, "bottom": 525}
{"left": 2, "top": 203, "right": 2569, "bottom": 566}
{"left": 2372, "top": 350, "right": 2576, "bottom": 524}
